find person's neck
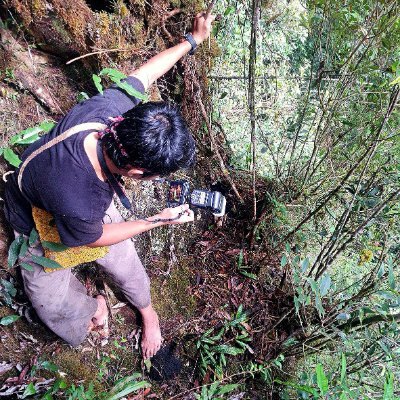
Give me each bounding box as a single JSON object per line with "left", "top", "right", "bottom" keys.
{"left": 84, "top": 132, "right": 119, "bottom": 181}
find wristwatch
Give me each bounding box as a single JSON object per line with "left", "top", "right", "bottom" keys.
{"left": 183, "top": 33, "right": 198, "bottom": 55}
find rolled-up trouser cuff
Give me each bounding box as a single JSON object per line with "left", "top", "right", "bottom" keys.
{"left": 16, "top": 200, "right": 151, "bottom": 346}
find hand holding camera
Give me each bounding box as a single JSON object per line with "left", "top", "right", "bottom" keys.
{"left": 154, "top": 204, "right": 194, "bottom": 226}
{"left": 143, "top": 180, "right": 226, "bottom": 225}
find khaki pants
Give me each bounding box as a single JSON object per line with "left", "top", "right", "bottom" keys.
{"left": 17, "top": 201, "right": 150, "bottom": 347}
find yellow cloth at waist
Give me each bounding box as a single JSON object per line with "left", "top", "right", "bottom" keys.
{"left": 32, "top": 207, "right": 109, "bottom": 273}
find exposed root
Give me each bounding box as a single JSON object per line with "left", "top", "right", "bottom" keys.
{"left": 0, "top": 27, "right": 62, "bottom": 114}
{"left": 161, "top": 8, "right": 183, "bottom": 43}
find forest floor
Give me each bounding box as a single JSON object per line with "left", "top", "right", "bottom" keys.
{"left": 0, "top": 2, "right": 292, "bottom": 398}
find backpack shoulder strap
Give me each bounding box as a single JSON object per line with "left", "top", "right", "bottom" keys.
{"left": 18, "top": 122, "right": 107, "bottom": 192}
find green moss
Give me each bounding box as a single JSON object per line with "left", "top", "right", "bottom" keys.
{"left": 31, "top": 0, "right": 46, "bottom": 18}
{"left": 117, "top": 1, "right": 130, "bottom": 18}
{"left": 98, "top": 12, "right": 111, "bottom": 36}
{"left": 51, "top": 20, "right": 72, "bottom": 44}
{"left": 52, "top": 350, "right": 103, "bottom": 391}
{"left": 0, "top": 306, "right": 11, "bottom": 318}
{"left": 185, "top": 0, "right": 206, "bottom": 14}
{"left": 131, "top": 19, "right": 144, "bottom": 40}
{"left": 151, "top": 258, "right": 197, "bottom": 320}
{"left": 170, "top": 0, "right": 182, "bottom": 7}
{"left": 130, "top": 0, "right": 146, "bottom": 7}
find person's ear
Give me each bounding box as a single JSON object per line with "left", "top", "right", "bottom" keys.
{"left": 126, "top": 167, "right": 146, "bottom": 178}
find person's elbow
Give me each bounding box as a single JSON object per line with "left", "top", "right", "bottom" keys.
{"left": 86, "top": 231, "right": 107, "bottom": 247}
{"left": 129, "top": 70, "right": 150, "bottom": 91}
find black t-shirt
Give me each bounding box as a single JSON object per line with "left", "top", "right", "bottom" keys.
{"left": 4, "top": 77, "right": 145, "bottom": 247}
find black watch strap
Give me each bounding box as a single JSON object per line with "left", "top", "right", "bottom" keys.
{"left": 184, "top": 33, "right": 197, "bottom": 55}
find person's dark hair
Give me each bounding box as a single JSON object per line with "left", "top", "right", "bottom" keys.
{"left": 102, "top": 102, "right": 196, "bottom": 176}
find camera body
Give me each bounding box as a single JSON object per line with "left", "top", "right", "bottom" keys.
{"left": 167, "top": 180, "right": 227, "bottom": 217}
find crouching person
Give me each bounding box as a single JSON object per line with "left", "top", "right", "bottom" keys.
{"left": 3, "top": 11, "right": 215, "bottom": 358}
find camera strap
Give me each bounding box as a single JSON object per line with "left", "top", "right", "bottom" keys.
{"left": 97, "top": 140, "right": 184, "bottom": 224}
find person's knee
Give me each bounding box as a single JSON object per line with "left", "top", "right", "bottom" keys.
{"left": 134, "top": 291, "right": 151, "bottom": 310}
{"left": 29, "top": 292, "right": 65, "bottom": 318}
{"left": 122, "top": 273, "right": 151, "bottom": 310}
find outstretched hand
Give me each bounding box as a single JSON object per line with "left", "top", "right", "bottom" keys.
{"left": 192, "top": 12, "right": 216, "bottom": 45}
{"left": 155, "top": 204, "right": 194, "bottom": 225}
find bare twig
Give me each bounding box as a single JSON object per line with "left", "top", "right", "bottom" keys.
{"left": 197, "top": 92, "right": 243, "bottom": 202}
{"left": 66, "top": 48, "right": 137, "bottom": 65}
{"left": 161, "top": 8, "right": 183, "bottom": 43}
{"left": 205, "top": 0, "right": 218, "bottom": 19}
{"left": 248, "top": 0, "right": 261, "bottom": 220}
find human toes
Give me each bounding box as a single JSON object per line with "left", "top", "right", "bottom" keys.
{"left": 92, "top": 295, "right": 108, "bottom": 326}
{"left": 142, "top": 339, "right": 162, "bottom": 359}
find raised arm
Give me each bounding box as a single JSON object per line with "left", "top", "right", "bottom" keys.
{"left": 130, "top": 12, "right": 216, "bottom": 90}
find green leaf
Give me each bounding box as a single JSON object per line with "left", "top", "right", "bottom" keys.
{"left": 301, "top": 257, "right": 310, "bottom": 273}
{"left": 319, "top": 274, "right": 331, "bottom": 296}
{"left": 19, "top": 239, "right": 29, "bottom": 258}
{"left": 216, "top": 383, "right": 239, "bottom": 395}
{"left": 31, "top": 255, "right": 63, "bottom": 270}
{"left": 316, "top": 363, "right": 329, "bottom": 395}
{"left": 1, "top": 279, "right": 17, "bottom": 298}
{"left": 10, "top": 126, "right": 41, "bottom": 145}
{"left": 144, "top": 359, "right": 151, "bottom": 372}
{"left": 275, "top": 379, "right": 318, "bottom": 396}
{"left": 377, "top": 263, "right": 385, "bottom": 279}
{"left": 115, "top": 81, "right": 147, "bottom": 101}
{"left": 280, "top": 254, "right": 288, "bottom": 267}
{"left": 40, "top": 361, "right": 59, "bottom": 372}
{"left": 100, "top": 68, "right": 127, "bottom": 80}
{"left": 315, "top": 293, "right": 325, "bottom": 317}
{"left": 224, "top": 5, "right": 235, "bottom": 16}
{"left": 77, "top": 92, "right": 89, "bottom": 102}
{"left": 104, "top": 381, "right": 151, "bottom": 400}
{"left": 237, "top": 250, "right": 244, "bottom": 268}
{"left": 29, "top": 228, "right": 39, "bottom": 246}
{"left": 213, "top": 345, "right": 244, "bottom": 355}
{"left": 20, "top": 262, "right": 34, "bottom": 272}
{"left": 41, "top": 241, "right": 69, "bottom": 252}
{"left": 59, "top": 380, "right": 68, "bottom": 389}
{"left": 221, "top": 352, "right": 226, "bottom": 366}
{"left": 22, "top": 382, "right": 36, "bottom": 398}
{"left": 200, "top": 384, "right": 208, "bottom": 399}
{"left": 105, "top": 374, "right": 142, "bottom": 396}
{"left": 239, "top": 270, "right": 258, "bottom": 280}
{"left": 388, "top": 262, "right": 395, "bottom": 290}
{"left": 8, "top": 236, "right": 23, "bottom": 267}
{"left": 39, "top": 121, "right": 55, "bottom": 132}
{"left": 3, "top": 147, "right": 21, "bottom": 167}
{"left": 92, "top": 74, "right": 103, "bottom": 95}
{"left": 383, "top": 372, "right": 394, "bottom": 400}
{"left": 389, "top": 75, "right": 400, "bottom": 86}
{"left": 308, "top": 278, "right": 318, "bottom": 294}
{"left": 341, "top": 353, "right": 347, "bottom": 384}
{"left": 0, "top": 315, "right": 20, "bottom": 325}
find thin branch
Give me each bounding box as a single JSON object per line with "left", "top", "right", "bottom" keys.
{"left": 66, "top": 48, "right": 137, "bottom": 65}
{"left": 248, "top": 0, "right": 261, "bottom": 220}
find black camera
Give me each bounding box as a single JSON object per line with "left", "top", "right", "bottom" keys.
{"left": 166, "top": 180, "right": 226, "bottom": 217}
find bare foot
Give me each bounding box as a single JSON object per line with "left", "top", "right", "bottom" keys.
{"left": 140, "top": 304, "right": 163, "bottom": 359}
{"left": 88, "top": 295, "right": 109, "bottom": 336}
